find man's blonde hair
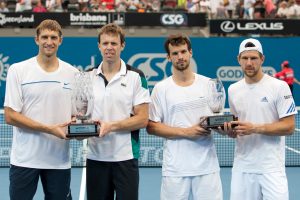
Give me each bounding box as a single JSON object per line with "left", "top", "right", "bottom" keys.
{"left": 98, "top": 23, "right": 125, "bottom": 45}
{"left": 36, "top": 19, "right": 62, "bottom": 37}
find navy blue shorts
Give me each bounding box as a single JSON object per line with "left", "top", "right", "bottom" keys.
{"left": 9, "top": 165, "right": 72, "bottom": 200}
{"left": 86, "top": 159, "right": 139, "bottom": 200}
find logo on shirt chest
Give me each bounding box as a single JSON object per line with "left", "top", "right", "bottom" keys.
{"left": 260, "top": 97, "right": 268, "bottom": 102}
{"left": 62, "top": 82, "right": 71, "bottom": 90}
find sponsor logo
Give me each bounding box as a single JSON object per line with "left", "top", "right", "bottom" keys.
{"left": 219, "top": 21, "right": 284, "bottom": 33}
{"left": 220, "top": 21, "right": 235, "bottom": 32}
{"left": 0, "top": 53, "right": 10, "bottom": 86}
{"left": 70, "top": 145, "right": 163, "bottom": 166}
{"left": 70, "top": 13, "right": 108, "bottom": 25}
{"left": 284, "top": 95, "right": 293, "bottom": 99}
{"left": 127, "top": 53, "right": 197, "bottom": 89}
{"left": 261, "top": 97, "right": 268, "bottom": 102}
{"left": 139, "top": 146, "right": 163, "bottom": 165}
{"left": 0, "top": 13, "right": 34, "bottom": 26}
{"left": 161, "top": 14, "right": 187, "bottom": 26}
{"left": 0, "top": 147, "right": 11, "bottom": 159}
{"left": 112, "top": 13, "right": 125, "bottom": 26}
{"left": 286, "top": 102, "right": 296, "bottom": 113}
{"left": 217, "top": 66, "right": 276, "bottom": 82}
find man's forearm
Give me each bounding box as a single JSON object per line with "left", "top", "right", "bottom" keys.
{"left": 5, "top": 107, "right": 51, "bottom": 134}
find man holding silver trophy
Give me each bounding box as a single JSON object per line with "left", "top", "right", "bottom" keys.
{"left": 202, "top": 77, "right": 237, "bottom": 130}
{"left": 147, "top": 33, "right": 223, "bottom": 200}
{"left": 4, "top": 20, "right": 77, "bottom": 200}
{"left": 223, "top": 38, "right": 296, "bottom": 200}
{"left": 85, "top": 23, "right": 151, "bottom": 200}
{"left": 67, "top": 71, "right": 99, "bottom": 137}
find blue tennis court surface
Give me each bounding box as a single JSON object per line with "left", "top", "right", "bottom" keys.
{"left": 1, "top": 167, "right": 300, "bottom": 200}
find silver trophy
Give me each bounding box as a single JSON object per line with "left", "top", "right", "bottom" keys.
{"left": 202, "top": 78, "right": 236, "bottom": 129}
{"left": 67, "top": 72, "right": 98, "bottom": 137}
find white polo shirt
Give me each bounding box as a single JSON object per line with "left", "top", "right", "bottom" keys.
{"left": 229, "top": 74, "right": 297, "bottom": 173}
{"left": 149, "top": 74, "right": 220, "bottom": 177}
{"left": 87, "top": 59, "right": 151, "bottom": 162}
{"left": 4, "top": 57, "right": 78, "bottom": 169}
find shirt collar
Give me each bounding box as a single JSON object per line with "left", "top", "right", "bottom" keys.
{"left": 96, "top": 59, "right": 127, "bottom": 76}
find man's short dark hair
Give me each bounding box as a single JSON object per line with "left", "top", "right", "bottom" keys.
{"left": 164, "top": 34, "right": 192, "bottom": 55}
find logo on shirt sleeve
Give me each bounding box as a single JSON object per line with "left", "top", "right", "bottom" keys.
{"left": 284, "top": 95, "right": 293, "bottom": 100}
{"left": 286, "top": 102, "right": 296, "bottom": 114}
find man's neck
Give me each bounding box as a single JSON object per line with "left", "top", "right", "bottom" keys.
{"left": 101, "top": 59, "right": 122, "bottom": 81}
{"left": 36, "top": 54, "right": 59, "bottom": 72}
{"left": 172, "top": 68, "right": 195, "bottom": 87}
{"left": 245, "top": 72, "right": 264, "bottom": 84}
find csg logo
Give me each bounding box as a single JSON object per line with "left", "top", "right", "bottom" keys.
{"left": 217, "top": 66, "right": 276, "bottom": 82}
{"left": 160, "top": 14, "right": 187, "bottom": 26}
{"left": 127, "top": 53, "right": 197, "bottom": 89}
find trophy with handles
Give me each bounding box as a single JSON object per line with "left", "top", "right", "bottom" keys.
{"left": 67, "top": 71, "right": 98, "bottom": 137}
{"left": 202, "top": 78, "right": 237, "bottom": 130}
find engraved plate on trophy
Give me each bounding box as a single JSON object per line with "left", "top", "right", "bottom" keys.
{"left": 67, "top": 72, "right": 98, "bottom": 137}
{"left": 202, "top": 78, "right": 237, "bottom": 129}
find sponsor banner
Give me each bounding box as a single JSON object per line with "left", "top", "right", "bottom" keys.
{"left": 1, "top": 37, "right": 300, "bottom": 108}
{"left": 210, "top": 19, "right": 300, "bottom": 34}
{"left": 0, "top": 12, "right": 205, "bottom": 28}
{"left": 217, "top": 66, "right": 276, "bottom": 82}
{"left": 0, "top": 12, "right": 110, "bottom": 27}
{"left": 0, "top": 12, "right": 36, "bottom": 26}
{"left": 69, "top": 13, "right": 109, "bottom": 26}
{"left": 124, "top": 13, "right": 206, "bottom": 27}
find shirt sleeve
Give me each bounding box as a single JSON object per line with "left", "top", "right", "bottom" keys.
{"left": 149, "top": 85, "right": 163, "bottom": 123}
{"left": 228, "top": 85, "right": 238, "bottom": 117}
{"left": 276, "top": 81, "right": 297, "bottom": 118}
{"left": 133, "top": 72, "right": 151, "bottom": 106}
{"left": 4, "top": 64, "right": 23, "bottom": 112}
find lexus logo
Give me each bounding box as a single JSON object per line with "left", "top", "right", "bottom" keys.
{"left": 220, "top": 21, "right": 235, "bottom": 32}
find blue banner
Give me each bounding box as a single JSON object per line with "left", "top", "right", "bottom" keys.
{"left": 1, "top": 37, "right": 300, "bottom": 108}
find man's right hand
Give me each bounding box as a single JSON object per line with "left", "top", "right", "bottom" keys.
{"left": 223, "top": 122, "right": 237, "bottom": 138}
{"left": 184, "top": 123, "right": 211, "bottom": 139}
{"left": 48, "top": 122, "right": 69, "bottom": 139}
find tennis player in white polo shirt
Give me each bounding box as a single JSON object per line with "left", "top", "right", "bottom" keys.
{"left": 223, "top": 38, "right": 297, "bottom": 200}
{"left": 86, "top": 23, "right": 151, "bottom": 200}
{"left": 147, "top": 33, "right": 223, "bottom": 200}
{"left": 4, "top": 20, "right": 77, "bottom": 200}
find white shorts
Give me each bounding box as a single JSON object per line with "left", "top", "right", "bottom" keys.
{"left": 161, "top": 172, "right": 223, "bottom": 200}
{"left": 230, "top": 171, "right": 288, "bottom": 200}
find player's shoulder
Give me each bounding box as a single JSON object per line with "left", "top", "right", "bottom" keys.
{"left": 264, "top": 74, "right": 289, "bottom": 88}
{"left": 228, "top": 78, "right": 244, "bottom": 92}
{"left": 59, "top": 59, "right": 78, "bottom": 72}
{"left": 12, "top": 57, "right": 35, "bottom": 67}
{"left": 156, "top": 76, "right": 172, "bottom": 87}
{"left": 8, "top": 57, "right": 36, "bottom": 72}
{"left": 151, "top": 77, "right": 172, "bottom": 93}
{"left": 262, "top": 74, "right": 281, "bottom": 83}
{"left": 195, "top": 73, "right": 211, "bottom": 83}
{"left": 125, "top": 64, "right": 146, "bottom": 78}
